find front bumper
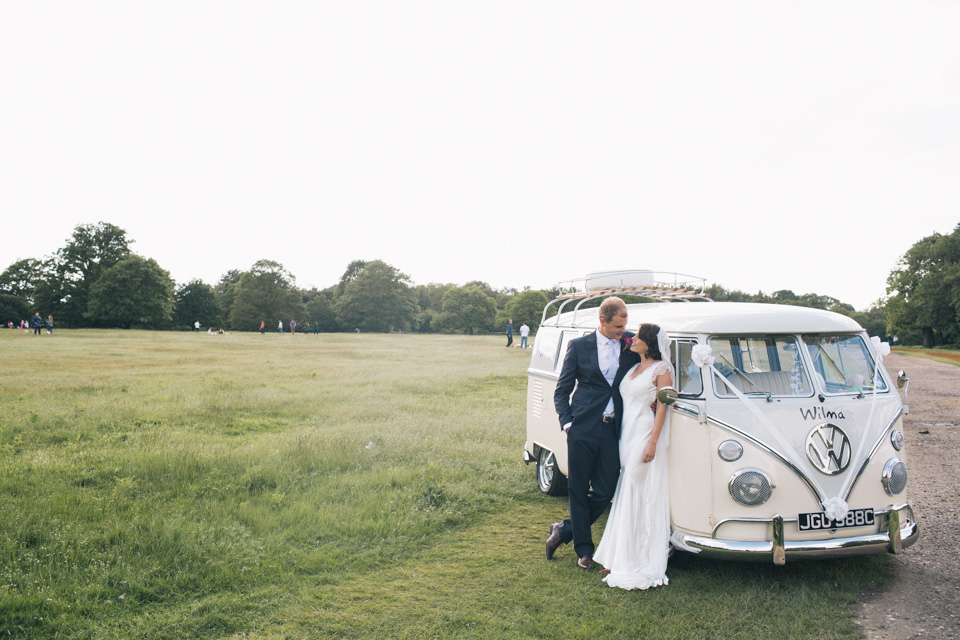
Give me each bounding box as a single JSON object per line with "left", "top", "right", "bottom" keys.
{"left": 671, "top": 506, "right": 919, "bottom": 564}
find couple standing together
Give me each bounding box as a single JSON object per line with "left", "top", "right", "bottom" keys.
{"left": 545, "top": 297, "right": 674, "bottom": 590}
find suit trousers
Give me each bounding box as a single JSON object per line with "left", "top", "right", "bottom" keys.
{"left": 562, "top": 419, "right": 620, "bottom": 558}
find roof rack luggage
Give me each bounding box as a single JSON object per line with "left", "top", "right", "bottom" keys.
{"left": 542, "top": 270, "right": 712, "bottom": 327}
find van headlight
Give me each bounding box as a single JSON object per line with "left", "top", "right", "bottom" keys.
{"left": 729, "top": 468, "right": 772, "bottom": 506}
{"left": 882, "top": 458, "right": 908, "bottom": 495}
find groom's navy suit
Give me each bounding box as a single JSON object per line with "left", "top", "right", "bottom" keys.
{"left": 553, "top": 330, "right": 641, "bottom": 558}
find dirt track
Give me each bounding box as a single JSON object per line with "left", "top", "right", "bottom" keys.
{"left": 857, "top": 353, "right": 960, "bottom": 640}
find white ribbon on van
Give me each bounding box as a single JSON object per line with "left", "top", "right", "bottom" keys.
{"left": 833, "top": 337, "right": 892, "bottom": 508}
{"left": 691, "top": 344, "right": 838, "bottom": 517}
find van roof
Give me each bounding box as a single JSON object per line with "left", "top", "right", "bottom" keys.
{"left": 549, "top": 301, "right": 864, "bottom": 334}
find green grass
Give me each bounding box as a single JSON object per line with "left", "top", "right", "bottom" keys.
{"left": 1, "top": 330, "right": 890, "bottom": 639}
{"left": 892, "top": 345, "right": 960, "bottom": 367}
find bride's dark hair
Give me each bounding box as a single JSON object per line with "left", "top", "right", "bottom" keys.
{"left": 636, "top": 323, "right": 662, "bottom": 360}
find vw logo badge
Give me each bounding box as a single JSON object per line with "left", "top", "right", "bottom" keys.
{"left": 805, "top": 423, "right": 852, "bottom": 475}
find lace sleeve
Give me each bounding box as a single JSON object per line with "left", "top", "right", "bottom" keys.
{"left": 652, "top": 359, "right": 674, "bottom": 382}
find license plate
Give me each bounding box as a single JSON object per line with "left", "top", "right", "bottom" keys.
{"left": 798, "top": 508, "right": 875, "bottom": 531}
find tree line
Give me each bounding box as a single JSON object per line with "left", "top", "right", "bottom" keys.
{"left": 0, "top": 222, "right": 550, "bottom": 335}
{"left": 1, "top": 220, "right": 953, "bottom": 345}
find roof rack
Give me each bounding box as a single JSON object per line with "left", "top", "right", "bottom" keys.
{"left": 541, "top": 270, "right": 712, "bottom": 327}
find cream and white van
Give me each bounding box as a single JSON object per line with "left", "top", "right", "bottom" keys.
{"left": 523, "top": 271, "right": 918, "bottom": 564}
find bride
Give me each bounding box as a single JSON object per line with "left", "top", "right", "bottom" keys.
{"left": 593, "top": 322, "right": 673, "bottom": 590}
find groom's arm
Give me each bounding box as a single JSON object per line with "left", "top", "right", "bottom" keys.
{"left": 554, "top": 340, "right": 579, "bottom": 430}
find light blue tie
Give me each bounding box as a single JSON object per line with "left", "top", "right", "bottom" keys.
{"left": 604, "top": 340, "right": 618, "bottom": 382}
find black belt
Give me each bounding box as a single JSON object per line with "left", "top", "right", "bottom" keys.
{"left": 602, "top": 415, "right": 616, "bottom": 423}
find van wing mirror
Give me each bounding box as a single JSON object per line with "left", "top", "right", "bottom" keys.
{"left": 896, "top": 370, "right": 909, "bottom": 389}
{"left": 896, "top": 370, "right": 910, "bottom": 413}
{"left": 657, "top": 386, "right": 678, "bottom": 406}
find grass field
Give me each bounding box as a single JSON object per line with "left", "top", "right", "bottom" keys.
{"left": 892, "top": 345, "right": 960, "bottom": 366}
{"left": 1, "top": 330, "right": 890, "bottom": 639}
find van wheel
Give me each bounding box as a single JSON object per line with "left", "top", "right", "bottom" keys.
{"left": 537, "top": 448, "right": 568, "bottom": 496}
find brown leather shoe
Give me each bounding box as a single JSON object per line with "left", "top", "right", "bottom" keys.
{"left": 577, "top": 554, "right": 593, "bottom": 570}
{"left": 545, "top": 523, "right": 562, "bottom": 560}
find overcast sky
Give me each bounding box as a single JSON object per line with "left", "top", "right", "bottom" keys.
{"left": 2, "top": 1, "right": 958, "bottom": 311}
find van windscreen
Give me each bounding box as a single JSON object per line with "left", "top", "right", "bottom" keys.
{"left": 708, "top": 336, "right": 812, "bottom": 397}
{"left": 802, "top": 334, "right": 887, "bottom": 394}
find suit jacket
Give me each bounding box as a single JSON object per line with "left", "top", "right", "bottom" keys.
{"left": 554, "top": 331, "right": 641, "bottom": 435}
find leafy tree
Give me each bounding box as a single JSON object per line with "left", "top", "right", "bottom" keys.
{"left": 0, "top": 258, "right": 43, "bottom": 304}
{"left": 704, "top": 284, "right": 758, "bottom": 303}
{"left": 228, "top": 260, "right": 304, "bottom": 331}
{"left": 460, "top": 280, "right": 494, "bottom": 298}
{"left": 886, "top": 227, "right": 960, "bottom": 347}
{"left": 174, "top": 280, "right": 221, "bottom": 330}
{"left": 85, "top": 255, "right": 175, "bottom": 329}
{"left": 851, "top": 305, "right": 888, "bottom": 342}
{"left": 215, "top": 269, "right": 244, "bottom": 328}
{"left": 0, "top": 293, "right": 31, "bottom": 325}
{"left": 48, "top": 222, "right": 132, "bottom": 327}
{"left": 704, "top": 284, "right": 857, "bottom": 315}
{"left": 303, "top": 288, "right": 339, "bottom": 332}
{"left": 414, "top": 282, "right": 455, "bottom": 332}
{"left": 335, "top": 260, "right": 418, "bottom": 332}
{"left": 337, "top": 260, "right": 368, "bottom": 296}
{"left": 435, "top": 285, "right": 497, "bottom": 334}
{"left": 497, "top": 289, "right": 550, "bottom": 333}
{"left": 494, "top": 286, "right": 518, "bottom": 310}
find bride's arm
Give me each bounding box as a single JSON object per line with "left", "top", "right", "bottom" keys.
{"left": 642, "top": 368, "right": 673, "bottom": 463}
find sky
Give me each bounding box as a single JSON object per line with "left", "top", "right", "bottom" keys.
{"left": 2, "top": 2, "right": 958, "bottom": 312}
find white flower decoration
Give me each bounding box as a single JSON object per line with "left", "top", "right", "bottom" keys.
{"left": 822, "top": 496, "right": 849, "bottom": 523}
{"left": 691, "top": 343, "right": 715, "bottom": 369}
{"left": 870, "top": 336, "right": 891, "bottom": 357}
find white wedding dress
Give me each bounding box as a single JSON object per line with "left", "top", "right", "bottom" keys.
{"left": 593, "top": 360, "right": 672, "bottom": 590}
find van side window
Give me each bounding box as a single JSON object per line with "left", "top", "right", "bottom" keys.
{"left": 674, "top": 340, "right": 703, "bottom": 396}
{"left": 530, "top": 328, "right": 561, "bottom": 372}
{"left": 554, "top": 331, "right": 589, "bottom": 374}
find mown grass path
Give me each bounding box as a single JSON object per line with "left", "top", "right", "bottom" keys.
{"left": 1, "top": 330, "right": 889, "bottom": 639}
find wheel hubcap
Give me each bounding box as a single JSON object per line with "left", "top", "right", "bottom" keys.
{"left": 538, "top": 451, "right": 556, "bottom": 489}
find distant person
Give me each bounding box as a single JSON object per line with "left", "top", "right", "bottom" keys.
{"left": 278, "top": 320, "right": 283, "bottom": 334}
{"left": 194, "top": 320, "right": 200, "bottom": 332}
{"left": 32, "top": 313, "right": 42, "bottom": 335}
{"left": 260, "top": 320, "right": 265, "bottom": 334}
{"left": 313, "top": 321, "right": 319, "bottom": 335}
{"left": 355, "top": 327, "right": 360, "bottom": 334}
{"left": 290, "top": 319, "right": 297, "bottom": 334}
{"left": 505, "top": 319, "right": 513, "bottom": 347}
{"left": 520, "top": 323, "right": 530, "bottom": 348}
{"left": 46, "top": 315, "right": 53, "bottom": 335}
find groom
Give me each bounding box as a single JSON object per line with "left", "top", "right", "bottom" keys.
{"left": 546, "top": 297, "right": 641, "bottom": 569}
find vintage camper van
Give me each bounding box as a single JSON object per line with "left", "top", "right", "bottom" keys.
{"left": 523, "top": 271, "right": 918, "bottom": 564}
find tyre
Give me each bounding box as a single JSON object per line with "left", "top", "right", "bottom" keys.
{"left": 536, "top": 448, "right": 568, "bottom": 496}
